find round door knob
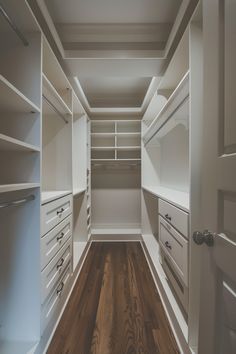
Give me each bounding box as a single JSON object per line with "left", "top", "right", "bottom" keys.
{"left": 193, "top": 230, "right": 214, "bottom": 247}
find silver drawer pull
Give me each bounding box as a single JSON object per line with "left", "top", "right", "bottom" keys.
{"left": 165, "top": 241, "right": 172, "bottom": 250}
{"left": 165, "top": 214, "right": 172, "bottom": 221}
{"left": 56, "top": 282, "right": 64, "bottom": 295}
{"left": 57, "top": 258, "right": 64, "bottom": 269}
{"left": 57, "top": 232, "right": 64, "bottom": 242}
{"left": 57, "top": 208, "right": 65, "bottom": 216}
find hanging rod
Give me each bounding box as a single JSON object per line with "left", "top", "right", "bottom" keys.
{"left": 43, "top": 94, "right": 69, "bottom": 124}
{"left": 0, "top": 194, "right": 35, "bottom": 209}
{"left": 0, "top": 4, "right": 29, "bottom": 46}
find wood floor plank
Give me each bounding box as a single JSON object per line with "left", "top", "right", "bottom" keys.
{"left": 47, "top": 242, "right": 180, "bottom": 354}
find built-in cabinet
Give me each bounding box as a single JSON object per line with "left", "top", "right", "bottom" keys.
{"left": 141, "top": 6, "right": 203, "bottom": 353}
{"left": 0, "top": 2, "right": 90, "bottom": 353}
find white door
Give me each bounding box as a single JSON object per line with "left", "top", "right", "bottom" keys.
{"left": 195, "top": 0, "right": 236, "bottom": 353}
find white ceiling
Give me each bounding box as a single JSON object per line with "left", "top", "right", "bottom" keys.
{"left": 35, "top": 0, "right": 196, "bottom": 113}
{"left": 45, "top": 0, "right": 181, "bottom": 24}
{"left": 79, "top": 77, "right": 151, "bottom": 108}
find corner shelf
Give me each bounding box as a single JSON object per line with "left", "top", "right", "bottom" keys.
{"left": 0, "top": 74, "right": 40, "bottom": 114}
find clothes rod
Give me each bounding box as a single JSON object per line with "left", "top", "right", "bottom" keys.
{"left": 0, "top": 4, "right": 29, "bottom": 46}
{"left": 43, "top": 95, "right": 69, "bottom": 124}
{"left": 0, "top": 194, "right": 35, "bottom": 209}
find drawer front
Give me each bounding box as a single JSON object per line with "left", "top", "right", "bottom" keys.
{"left": 162, "top": 255, "right": 188, "bottom": 312}
{"left": 41, "top": 194, "right": 72, "bottom": 236}
{"left": 41, "top": 263, "right": 72, "bottom": 333}
{"left": 159, "top": 199, "right": 188, "bottom": 238}
{"left": 159, "top": 216, "right": 188, "bottom": 286}
{"left": 41, "top": 215, "right": 72, "bottom": 270}
{"left": 41, "top": 238, "right": 72, "bottom": 303}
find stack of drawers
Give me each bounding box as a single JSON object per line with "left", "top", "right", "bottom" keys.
{"left": 158, "top": 199, "right": 189, "bottom": 312}
{"left": 40, "top": 194, "right": 73, "bottom": 332}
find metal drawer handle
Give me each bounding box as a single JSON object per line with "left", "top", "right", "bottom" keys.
{"left": 165, "top": 214, "right": 172, "bottom": 221}
{"left": 165, "top": 241, "right": 172, "bottom": 250}
{"left": 57, "top": 232, "right": 64, "bottom": 242}
{"left": 56, "top": 282, "right": 64, "bottom": 295}
{"left": 57, "top": 208, "right": 65, "bottom": 216}
{"left": 57, "top": 258, "right": 64, "bottom": 269}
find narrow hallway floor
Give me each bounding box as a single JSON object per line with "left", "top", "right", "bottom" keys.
{"left": 47, "top": 242, "right": 180, "bottom": 354}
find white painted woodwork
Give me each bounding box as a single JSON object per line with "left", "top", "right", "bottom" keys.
{"left": 41, "top": 215, "right": 72, "bottom": 270}
{"left": 41, "top": 262, "right": 72, "bottom": 333}
{"left": 41, "top": 191, "right": 72, "bottom": 205}
{"left": 159, "top": 216, "right": 188, "bottom": 286}
{"left": 197, "top": 1, "right": 236, "bottom": 353}
{"left": 43, "top": 38, "right": 72, "bottom": 110}
{"left": 41, "top": 194, "right": 73, "bottom": 236}
{"left": 159, "top": 199, "right": 189, "bottom": 238}
{"left": 41, "top": 237, "right": 72, "bottom": 303}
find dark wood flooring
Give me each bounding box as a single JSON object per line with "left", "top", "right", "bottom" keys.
{"left": 47, "top": 242, "right": 179, "bottom": 354}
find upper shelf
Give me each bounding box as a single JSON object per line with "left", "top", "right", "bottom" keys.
{"left": 0, "top": 74, "right": 40, "bottom": 114}
{"left": 43, "top": 74, "right": 72, "bottom": 117}
{"left": 143, "top": 72, "right": 189, "bottom": 145}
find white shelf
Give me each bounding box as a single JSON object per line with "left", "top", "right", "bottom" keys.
{"left": 0, "top": 183, "right": 40, "bottom": 194}
{"left": 91, "top": 158, "right": 141, "bottom": 162}
{"left": 92, "top": 228, "right": 141, "bottom": 235}
{"left": 73, "top": 188, "right": 86, "bottom": 197}
{"left": 142, "top": 185, "right": 189, "bottom": 212}
{"left": 116, "top": 146, "right": 141, "bottom": 150}
{"left": 0, "top": 75, "right": 40, "bottom": 114}
{"left": 143, "top": 72, "right": 189, "bottom": 144}
{"left": 91, "top": 132, "right": 141, "bottom": 137}
{"left": 42, "top": 74, "right": 72, "bottom": 116}
{"left": 0, "top": 134, "right": 40, "bottom": 152}
{"left": 91, "top": 146, "right": 115, "bottom": 150}
{"left": 41, "top": 190, "right": 71, "bottom": 204}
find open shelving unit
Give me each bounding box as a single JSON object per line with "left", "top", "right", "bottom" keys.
{"left": 91, "top": 120, "right": 141, "bottom": 162}
{"left": 141, "top": 27, "right": 191, "bottom": 348}
{"left": 41, "top": 38, "right": 73, "bottom": 202}
{"left": 72, "top": 93, "right": 89, "bottom": 271}
{"left": 0, "top": 1, "right": 42, "bottom": 353}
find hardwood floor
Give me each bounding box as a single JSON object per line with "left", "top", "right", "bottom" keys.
{"left": 47, "top": 242, "right": 180, "bottom": 354}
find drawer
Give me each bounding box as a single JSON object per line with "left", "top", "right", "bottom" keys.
{"left": 159, "top": 199, "right": 188, "bottom": 238}
{"left": 41, "top": 262, "right": 72, "bottom": 333}
{"left": 162, "top": 255, "right": 188, "bottom": 313}
{"left": 41, "top": 237, "right": 72, "bottom": 303}
{"left": 41, "top": 194, "right": 72, "bottom": 236}
{"left": 41, "top": 215, "right": 72, "bottom": 270}
{"left": 159, "top": 216, "right": 188, "bottom": 286}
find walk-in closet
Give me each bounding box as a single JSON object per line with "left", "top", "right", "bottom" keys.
{"left": 0, "top": 0, "right": 236, "bottom": 354}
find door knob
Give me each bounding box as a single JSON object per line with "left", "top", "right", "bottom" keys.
{"left": 193, "top": 230, "right": 214, "bottom": 247}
